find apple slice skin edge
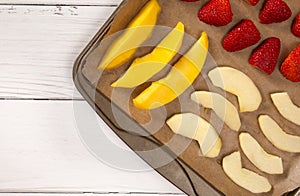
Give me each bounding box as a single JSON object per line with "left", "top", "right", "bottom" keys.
{"left": 166, "top": 113, "right": 222, "bottom": 158}
{"left": 191, "top": 91, "right": 241, "bottom": 131}
{"left": 222, "top": 151, "right": 272, "bottom": 194}
{"left": 271, "top": 92, "right": 300, "bottom": 126}
{"left": 239, "top": 132, "right": 283, "bottom": 174}
{"left": 208, "top": 67, "right": 262, "bottom": 112}
{"left": 258, "top": 115, "right": 300, "bottom": 153}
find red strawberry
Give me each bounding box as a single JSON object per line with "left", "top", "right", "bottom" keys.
{"left": 246, "top": 0, "right": 259, "bottom": 6}
{"left": 249, "top": 37, "right": 281, "bottom": 75}
{"left": 281, "top": 44, "right": 300, "bottom": 82}
{"left": 292, "top": 14, "right": 300, "bottom": 38}
{"left": 222, "top": 19, "right": 261, "bottom": 52}
{"left": 198, "top": 0, "right": 233, "bottom": 26}
{"left": 259, "top": 0, "right": 292, "bottom": 24}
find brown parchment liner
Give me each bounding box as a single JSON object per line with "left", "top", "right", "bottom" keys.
{"left": 82, "top": 0, "right": 300, "bottom": 195}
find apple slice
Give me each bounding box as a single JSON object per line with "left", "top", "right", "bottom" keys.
{"left": 222, "top": 151, "right": 272, "bottom": 193}
{"left": 191, "top": 91, "right": 241, "bottom": 131}
{"left": 239, "top": 132, "right": 283, "bottom": 174}
{"left": 111, "top": 22, "right": 185, "bottom": 88}
{"left": 208, "top": 67, "right": 262, "bottom": 112}
{"left": 271, "top": 92, "right": 300, "bottom": 126}
{"left": 167, "top": 113, "right": 222, "bottom": 158}
{"left": 258, "top": 115, "right": 300, "bottom": 153}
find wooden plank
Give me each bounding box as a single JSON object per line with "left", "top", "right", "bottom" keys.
{"left": 0, "top": 194, "right": 183, "bottom": 196}
{"left": 0, "top": 100, "right": 182, "bottom": 194}
{"left": 0, "top": 5, "right": 117, "bottom": 99}
{"left": 0, "top": 0, "right": 122, "bottom": 6}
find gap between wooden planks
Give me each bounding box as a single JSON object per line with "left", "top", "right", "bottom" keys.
{"left": 0, "top": 100, "right": 182, "bottom": 195}
{"left": 0, "top": 1, "right": 183, "bottom": 195}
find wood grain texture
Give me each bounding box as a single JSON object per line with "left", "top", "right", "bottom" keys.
{"left": 0, "top": 194, "right": 183, "bottom": 196}
{"left": 0, "top": 1, "right": 183, "bottom": 195}
{"left": 0, "top": 5, "right": 116, "bottom": 99}
{"left": 0, "top": 100, "right": 181, "bottom": 194}
{"left": 0, "top": 0, "right": 122, "bottom": 5}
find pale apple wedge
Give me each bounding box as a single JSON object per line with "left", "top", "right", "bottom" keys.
{"left": 258, "top": 115, "right": 300, "bottom": 153}
{"left": 208, "top": 67, "right": 262, "bottom": 112}
{"left": 239, "top": 132, "right": 283, "bottom": 174}
{"left": 222, "top": 152, "right": 272, "bottom": 193}
{"left": 111, "top": 22, "right": 184, "bottom": 88}
{"left": 271, "top": 92, "right": 300, "bottom": 126}
{"left": 191, "top": 91, "right": 241, "bottom": 131}
{"left": 167, "top": 113, "right": 222, "bottom": 158}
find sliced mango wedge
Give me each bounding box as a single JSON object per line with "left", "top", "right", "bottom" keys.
{"left": 167, "top": 113, "right": 222, "bottom": 158}
{"left": 191, "top": 91, "right": 241, "bottom": 131}
{"left": 258, "top": 115, "right": 300, "bottom": 153}
{"left": 239, "top": 132, "right": 283, "bottom": 174}
{"left": 98, "top": 0, "right": 161, "bottom": 70}
{"left": 133, "top": 32, "right": 209, "bottom": 110}
{"left": 111, "top": 22, "right": 185, "bottom": 88}
{"left": 271, "top": 92, "right": 300, "bottom": 126}
{"left": 222, "top": 151, "right": 272, "bottom": 194}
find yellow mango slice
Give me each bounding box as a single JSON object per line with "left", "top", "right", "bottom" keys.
{"left": 98, "top": 0, "right": 161, "bottom": 70}
{"left": 111, "top": 22, "right": 185, "bottom": 88}
{"left": 133, "top": 32, "right": 209, "bottom": 110}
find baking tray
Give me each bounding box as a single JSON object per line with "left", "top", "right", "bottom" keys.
{"left": 72, "top": 2, "right": 220, "bottom": 195}
{"left": 73, "top": 0, "right": 300, "bottom": 195}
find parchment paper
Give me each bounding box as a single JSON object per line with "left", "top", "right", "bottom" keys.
{"left": 82, "top": 0, "right": 300, "bottom": 195}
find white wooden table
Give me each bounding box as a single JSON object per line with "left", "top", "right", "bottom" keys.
{"left": 0, "top": 1, "right": 183, "bottom": 195}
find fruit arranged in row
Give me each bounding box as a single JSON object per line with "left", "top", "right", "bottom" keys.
{"left": 281, "top": 44, "right": 300, "bottom": 82}
{"left": 259, "top": 0, "right": 291, "bottom": 24}
{"left": 97, "top": 0, "right": 299, "bottom": 193}
{"left": 98, "top": 0, "right": 161, "bottom": 70}
{"left": 259, "top": 115, "right": 300, "bottom": 153}
{"left": 111, "top": 22, "right": 185, "bottom": 88}
{"left": 198, "top": 0, "right": 233, "bottom": 27}
{"left": 208, "top": 67, "right": 262, "bottom": 112}
{"left": 223, "top": 151, "right": 272, "bottom": 193}
{"left": 182, "top": 0, "right": 300, "bottom": 82}
{"left": 191, "top": 91, "right": 241, "bottom": 131}
{"left": 99, "top": 1, "right": 210, "bottom": 110}
{"left": 133, "top": 32, "right": 209, "bottom": 110}
{"left": 293, "top": 14, "right": 300, "bottom": 37}
{"left": 167, "top": 65, "right": 300, "bottom": 193}
{"left": 182, "top": 0, "right": 296, "bottom": 28}
{"left": 167, "top": 113, "right": 222, "bottom": 158}
{"left": 221, "top": 90, "right": 300, "bottom": 193}
{"left": 249, "top": 37, "right": 280, "bottom": 75}
{"left": 185, "top": 0, "right": 292, "bottom": 25}
{"left": 271, "top": 92, "right": 300, "bottom": 126}
{"left": 222, "top": 19, "right": 261, "bottom": 52}
{"left": 239, "top": 132, "right": 283, "bottom": 175}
